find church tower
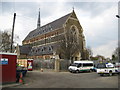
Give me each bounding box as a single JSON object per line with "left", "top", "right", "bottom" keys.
{"left": 37, "top": 8, "right": 41, "bottom": 28}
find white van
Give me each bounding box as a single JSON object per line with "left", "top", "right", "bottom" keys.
{"left": 96, "top": 63, "right": 118, "bottom": 76}
{"left": 114, "top": 63, "right": 120, "bottom": 73}
{"left": 68, "top": 61, "right": 94, "bottom": 73}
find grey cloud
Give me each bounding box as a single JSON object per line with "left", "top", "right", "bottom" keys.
{"left": 1, "top": 2, "right": 62, "bottom": 19}
{"left": 1, "top": 2, "right": 117, "bottom": 19}
{"left": 85, "top": 25, "right": 118, "bottom": 48}
{"left": 66, "top": 2, "right": 117, "bottom": 18}
{"left": 1, "top": 2, "right": 118, "bottom": 57}
{"left": 2, "top": 2, "right": 15, "bottom": 14}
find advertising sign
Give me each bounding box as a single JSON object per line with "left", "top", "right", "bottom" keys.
{"left": 27, "top": 59, "right": 33, "bottom": 71}
{"left": 28, "top": 62, "right": 32, "bottom": 69}
{"left": 0, "top": 58, "right": 8, "bottom": 65}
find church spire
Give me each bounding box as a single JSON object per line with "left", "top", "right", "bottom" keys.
{"left": 72, "top": 7, "right": 74, "bottom": 11}
{"left": 72, "top": 6, "right": 75, "bottom": 12}
{"left": 37, "top": 8, "right": 41, "bottom": 28}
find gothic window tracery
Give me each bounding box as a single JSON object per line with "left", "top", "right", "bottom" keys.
{"left": 70, "top": 26, "right": 78, "bottom": 42}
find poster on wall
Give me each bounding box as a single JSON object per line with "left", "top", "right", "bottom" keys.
{"left": 27, "top": 59, "right": 33, "bottom": 71}
{"left": 0, "top": 58, "right": 8, "bottom": 65}
{"left": 28, "top": 62, "right": 32, "bottom": 70}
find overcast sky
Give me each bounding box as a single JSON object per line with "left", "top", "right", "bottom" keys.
{"left": 0, "top": 0, "right": 118, "bottom": 59}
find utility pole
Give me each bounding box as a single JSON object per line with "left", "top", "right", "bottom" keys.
{"left": 10, "top": 13, "right": 16, "bottom": 53}
{"left": 116, "top": 15, "right": 120, "bottom": 18}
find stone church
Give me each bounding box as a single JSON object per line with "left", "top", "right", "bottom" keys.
{"left": 16, "top": 9, "right": 88, "bottom": 61}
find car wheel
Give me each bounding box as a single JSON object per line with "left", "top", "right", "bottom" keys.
{"left": 109, "top": 71, "right": 112, "bottom": 76}
{"left": 100, "top": 74, "right": 104, "bottom": 76}
{"left": 69, "top": 69, "right": 72, "bottom": 73}
{"left": 70, "top": 71, "right": 73, "bottom": 73}
{"left": 70, "top": 71, "right": 72, "bottom": 73}
{"left": 76, "top": 70, "right": 79, "bottom": 73}
{"left": 89, "top": 69, "right": 92, "bottom": 72}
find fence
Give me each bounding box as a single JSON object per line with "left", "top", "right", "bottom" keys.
{"left": 59, "top": 59, "right": 71, "bottom": 71}
{"left": 33, "top": 59, "right": 71, "bottom": 71}
{"left": 33, "top": 59, "right": 55, "bottom": 70}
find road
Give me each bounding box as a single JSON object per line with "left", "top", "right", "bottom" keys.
{"left": 11, "top": 70, "right": 118, "bottom": 88}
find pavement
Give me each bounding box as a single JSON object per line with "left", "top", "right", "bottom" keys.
{"left": 1, "top": 69, "right": 55, "bottom": 89}
{"left": 1, "top": 83, "right": 21, "bottom": 88}
{"left": 1, "top": 70, "right": 119, "bottom": 88}
{"left": 10, "top": 70, "right": 118, "bottom": 88}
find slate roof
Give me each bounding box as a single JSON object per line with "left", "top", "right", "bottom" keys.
{"left": 28, "top": 43, "right": 58, "bottom": 56}
{"left": 19, "top": 44, "right": 32, "bottom": 55}
{"left": 23, "top": 12, "right": 72, "bottom": 41}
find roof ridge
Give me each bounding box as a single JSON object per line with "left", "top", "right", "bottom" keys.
{"left": 40, "top": 12, "right": 72, "bottom": 27}
{"left": 23, "top": 12, "right": 72, "bottom": 41}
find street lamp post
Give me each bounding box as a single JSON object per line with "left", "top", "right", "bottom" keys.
{"left": 116, "top": 15, "right": 120, "bottom": 63}
{"left": 116, "top": 15, "right": 120, "bottom": 18}
{"left": 10, "top": 13, "right": 16, "bottom": 53}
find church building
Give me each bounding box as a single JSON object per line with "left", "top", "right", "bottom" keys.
{"left": 16, "top": 9, "right": 88, "bottom": 61}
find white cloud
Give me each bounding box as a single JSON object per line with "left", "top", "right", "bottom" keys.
{"left": 40, "top": 2, "right": 71, "bottom": 26}
{"left": 2, "top": 0, "right": 119, "bottom": 2}
{"left": 76, "top": 4, "right": 118, "bottom": 46}
{"left": 92, "top": 40, "right": 118, "bottom": 58}
{"left": 0, "top": 13, "right": 13, "bottom": 31}
{"left": 14, "top": 15, "right": 37, "bottom": 45}
{"left": 0, "top": 2, "right": 118, "bottom": 58}
{"left": 0, "top": 12, "right": 36, "bottom": 45}
{"left": 74, "top": 3, "right": 118, "bottom": 58}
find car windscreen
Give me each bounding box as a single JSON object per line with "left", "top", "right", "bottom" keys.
{"left": 70, "top": 63, "right": 78, "bottom": 66}
{"left": 97, "top": 63, "right": 106, "bottom": 68}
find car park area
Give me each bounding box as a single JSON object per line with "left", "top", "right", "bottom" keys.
{"left": 9, "top": 70, "right": 118, "bottom": 88}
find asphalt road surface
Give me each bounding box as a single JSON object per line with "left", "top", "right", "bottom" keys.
{"left": 11, "top": 70, "right": 118, "bottom": 88}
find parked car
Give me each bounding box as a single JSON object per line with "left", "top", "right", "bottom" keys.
{"left": 96, "top": 63, "right": 118, "bottom": 76}
{"left": 68, "top": 61, "right": 94, "bottom": 73}
{"left": 92, "top": 64, "right": 97, "bottom": 72}
{"left": 114, "top": 63, "right": 120, "bottom": 74}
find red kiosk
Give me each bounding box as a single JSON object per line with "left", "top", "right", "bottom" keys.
{"left": 27, "top": 59, "right": 33, "bottom": 71}
{"left": 0, "top": 52, "right": 17, "bottom": 84}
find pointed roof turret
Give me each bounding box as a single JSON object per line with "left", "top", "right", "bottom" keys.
{"left": 37, "top": 8, "right": 41, "bottom": 28}
{"left": 72, "top": 7, "right": 74, "bottom": 11}
{"left": 72, "top": 7, "right": 75, "bottom": 14}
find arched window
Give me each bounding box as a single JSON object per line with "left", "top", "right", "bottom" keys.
{"left": 70, "top": 25, "right": 78, "bottom": 42}
{"left": 49, "top": 46, "right": 53, "bottom": 51}
{"left": 71, "top": 26, "right": 77, "bottom": 35}
{"left": 41, "top": 47, "right": 44, "bottom": 52}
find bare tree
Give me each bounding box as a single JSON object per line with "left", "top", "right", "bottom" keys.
{"left": 0, "top": 30, "right": 19, "bottom": 52}
{"left": 86, "top": 46, "right": 93, "bottom": 59}
{"left": 112, "top": 47, "right": 119, "bottom": 61}
{"left": 0, "top": 30, "right": 11, "bottom": 52}
{"left": 56, "top": 29, "right": 81, "bottom": 61}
